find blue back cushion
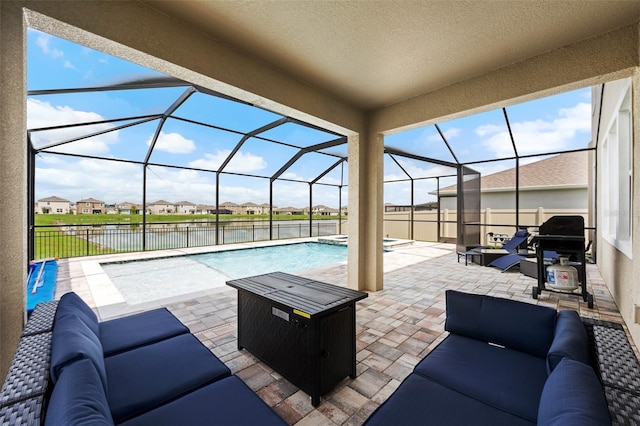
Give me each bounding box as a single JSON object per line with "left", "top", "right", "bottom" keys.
{"left": 502, "top": 229, "right": 529, "bottom": 251}
{"left": 46, "top": 358, "right": 114, "bottom": 426}
{"left": 445, "top": 290, "right": 556, "bottom": 358}
{"left": 56, "top": 292, "right": 100, "bottom": 337}
{"left": 547, "top": 310, "right": 590, "bottom": 373}
{"left": 50, "top": 312, "right": 107, "bottom": 391}
{"left": 538, "top": 358, "right": 611, "bottom": 425}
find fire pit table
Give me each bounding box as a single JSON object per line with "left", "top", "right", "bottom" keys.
{"left": 226, "top": 271, "right": 368, "bottom": 406}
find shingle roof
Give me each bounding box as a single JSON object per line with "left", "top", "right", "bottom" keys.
{"left": 77, "top": 197, "right": 104, "bottom": 203}
{"left": 439, "top": 151, "right": 588, "bottom": 193}
{"left": 37, "top": 196, "right": 70, "bottom": 202}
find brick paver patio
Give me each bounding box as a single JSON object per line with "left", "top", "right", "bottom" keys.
{"left": 56, "top": 241, "right": 626, "bottom": 425}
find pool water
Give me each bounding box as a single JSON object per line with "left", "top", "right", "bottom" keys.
{"left": 101, "top": 242, "right": 347, "bottom": 305}
{"left": 192, "top": 242, "right": 347, "bottom": 278}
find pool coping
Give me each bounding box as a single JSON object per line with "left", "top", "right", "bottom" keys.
{"left": 54, "top": 238, "right": 454, "bottom": 320}
{"left": 56, "top": 237, "right": 321, "bottom": 319}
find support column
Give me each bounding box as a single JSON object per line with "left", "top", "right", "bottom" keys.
{"left": 347, "top": 127, "right": 384, "bottom": 292}
{"left": 0, "top": 2, "right": 28, "bottom": 377}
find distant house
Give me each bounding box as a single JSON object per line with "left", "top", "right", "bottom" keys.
{"left": 175, "top": 200, "right": 196, "bottom": 214}
{"left": 258, "top": 203, "right": 272, "bottom": 214}
{"left": 147, "top": 200, "right": 174, "bottom": 214}
{"left": 275, "top": 206, "right": 305, "bottom": 215}
{"left": 76, "top": 198, "right": 105, "bottom": 214}
{"left": 220, "top": 201, "right": 241, "bottom": 215}
{"left": 241, "top": 202, "right": 260, "bottom": 215}
{"left": 384, "top": 202, "right": 436, "bottom": 212}
{"left": 196, "top": 204, "right": 234, "bottom": 214}
{"left": 105, "top": 203, "right": 118, "bottom": 214}
{"left": 36, "top": 196, "right": 71, "bottom": 214}
{"left": 310, "top": 204, "right": 340, "bottom": 216}
{"left": 117, "top": 202, "right": 144, "bottom": 214}
{"left": 384, "top": 203, "right": 411, "bottom": 212}
{"left": 434, "top": 151, "right": 588, "bottom": 210}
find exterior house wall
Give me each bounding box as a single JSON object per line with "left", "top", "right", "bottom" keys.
{"left": 439, "top": 187, "right": 587, "bottom": 210}
{"left": 175, "top": 203, "right": 196, "bottom": 214}
{"left": 594, "top": 76, "right": 640, "bottom": 347}
{"left": 77, "top": 200, "right": 105, "bottom": 214}
{"left": 148, "top": 203, "right": 174, "bottom": 214}
{"left": 37, "top": 200, "right": 70, "bottom": 214}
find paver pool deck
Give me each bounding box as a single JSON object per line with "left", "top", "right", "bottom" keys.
{"left": 54, "top": 239, "right": 627, "bottom": 425}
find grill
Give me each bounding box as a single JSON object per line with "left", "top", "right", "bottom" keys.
{"left": 531, "top": 216, "right": 593, "bottom": 308}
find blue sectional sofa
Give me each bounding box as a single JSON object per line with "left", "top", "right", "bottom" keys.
{"left": 0, "top": 292, "right": 286, "bottom": 426}
{"left": 365, "top": 290, "right": 612, "bottom": 425}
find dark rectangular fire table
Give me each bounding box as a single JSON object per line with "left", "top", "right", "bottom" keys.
{"left": 226, "top": 271, "right": 368, "bottom": 406}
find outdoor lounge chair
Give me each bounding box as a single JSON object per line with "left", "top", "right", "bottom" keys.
{"left": 488, "top": 250, "right": 558, "bottom": 272}
{"left": 460, "top": 229, "right": 530, "bottom": 266}
{"left": 489, "top": 216, "right": 588, "bottom": 272}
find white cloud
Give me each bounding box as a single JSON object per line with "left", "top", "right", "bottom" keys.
{"left": 146, "top": 167, "right": 217, "bottom": 203}
{"left": 478, "top": 102, "right": 590, "bottom": 158}
{"left": 28, "top": 98, "right": 118, "bottom": 155}
{"left": 428, "top": 127, "right": 461, "bottom": 142}
{"left": 219, "top": 185, "right": 269, "bottom": 205}
{"left": 384, "top": 158, "right": 455, "bottom": 181}
{"left": 189, "top": 150, "right": 267, "bottom": 173}
{"left": 35, "top": 157, "right": 142, "bottom": 203}
{"left": 36, "top": 34, "right": 63, "bottom": 59}
{"left": 147, "top": 131, "right": 195, "bottom": 154}
{"left": 281, "top": 172, "right": 305, "bottom": 181}
{"left": 35, "top": 155, "right": 342, "bottom": 208}
{"left": 475, "top": 124, "right": 504, "bottom": 137}
{"left": 316, "top": 175, "right": 341, "bottom": 185}
{"left": 63, "top": 60, "right": 77, "bottom": 70}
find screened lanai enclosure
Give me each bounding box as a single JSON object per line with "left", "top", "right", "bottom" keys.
{"left": 28, "top": 29, "right": 594, "bottom": 260}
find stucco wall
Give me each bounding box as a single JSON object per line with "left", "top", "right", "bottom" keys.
{"left": 382, "top": 208, "right": 588, "bottom": 244}
{"left": 594, "top": 75, "right": 640, "bottom": 346}
{"left": 440, "top": 187, "right": 587, "bottom": 210}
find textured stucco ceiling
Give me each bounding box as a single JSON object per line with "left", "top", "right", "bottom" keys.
{"left": 145, "top": 1, "right": 640, "bottom": 109}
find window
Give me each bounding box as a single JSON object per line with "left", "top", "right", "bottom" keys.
{"left": 56, "top": 208, "right": 63, "bottom": 213}
{"left": 601, "top": 81, "right": 633, "bottom": 258}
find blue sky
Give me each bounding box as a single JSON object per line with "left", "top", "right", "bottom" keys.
{"left": 28, "top": 29, "right": 592, "bottom": 208}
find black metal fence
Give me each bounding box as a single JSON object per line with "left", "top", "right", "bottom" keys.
{"left": 32, "top": 220, "right": 338, "bottom": 260}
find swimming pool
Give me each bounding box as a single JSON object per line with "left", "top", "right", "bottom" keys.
{"left": 101, "top": 242, "right": 347, "bottom": 305}
{"left": 192, "top": 242, "right": 347, "bottom": 278}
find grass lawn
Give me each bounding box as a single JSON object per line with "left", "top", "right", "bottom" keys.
{"left": 34, "top": 213, "right": 337, "bottom": 226}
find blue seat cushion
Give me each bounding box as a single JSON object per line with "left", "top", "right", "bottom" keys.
{"left": 55, "top": 292, "right": 100, "bottom": 337}
{"left": 445, "top": 290, "right": 556, "bottom": 357}
{"left": 100, "top": 308, "right": 189, "bottom": 357}
{"left": 105, "top": 333, "right": 231, "bottom": 423}
{"left": 413, "top": 334, "right": 547, "bottom": 422}
{"left": 50, "top": 311, "right": 107, "bottom": 391}
{"left": 364, "top": 373, "right": 534, "bottom": 426}
{"left": 119, "top": 376, "right": 286, "bottom": 426}
{"left": 538, "top": 358, "right": 611, "bottom": 425}
{"left": 45, "top": 358, "right": 114, "bottom": 426}
{"left": 547, "top": 310, "right": 590, "bottom": 373}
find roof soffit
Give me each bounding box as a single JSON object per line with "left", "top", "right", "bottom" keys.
{"left": 143, "top": 1, "right": 640, "bottom": 109}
